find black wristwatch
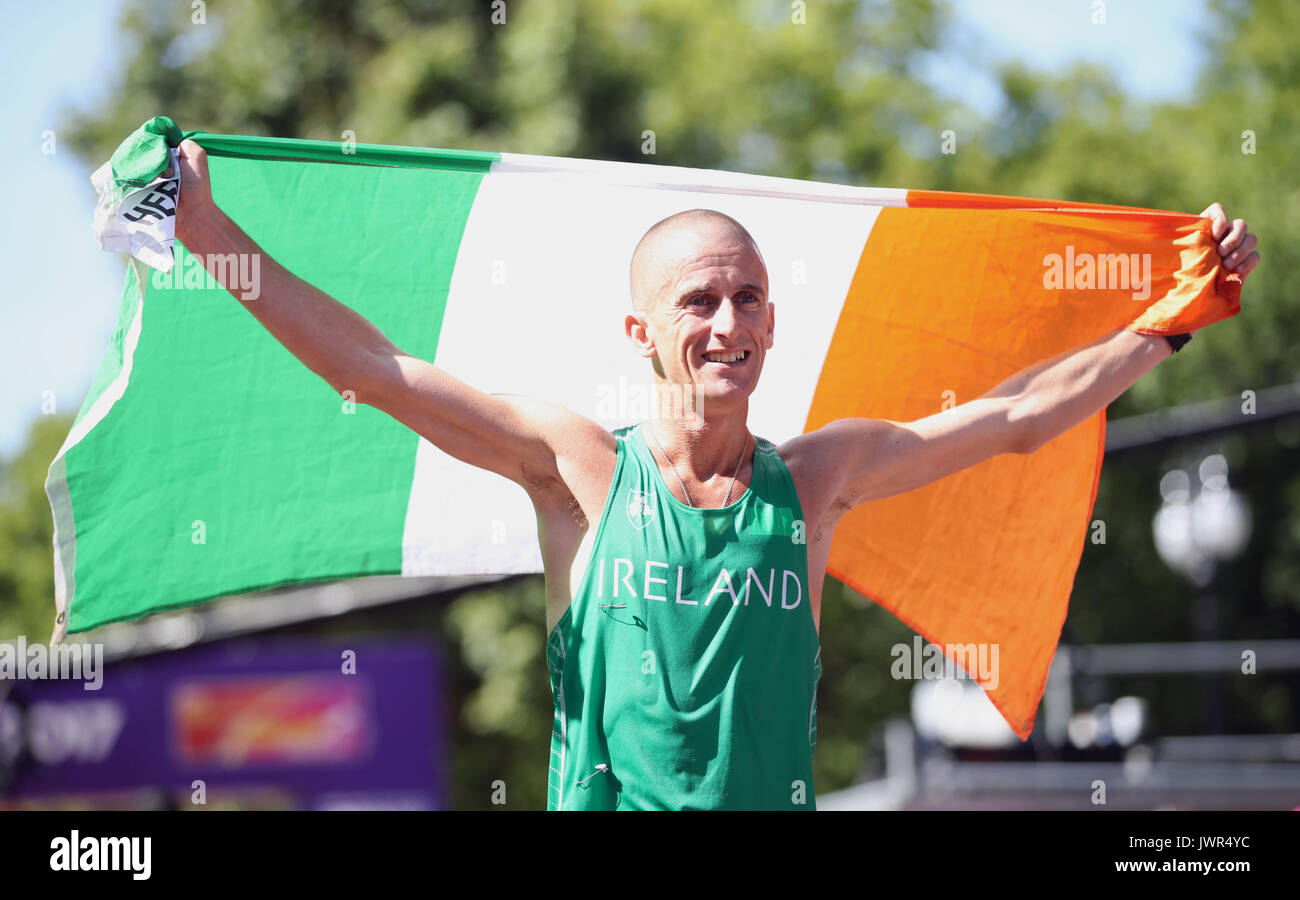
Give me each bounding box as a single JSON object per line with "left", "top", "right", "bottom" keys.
{"left": 1165, "top": 332, "right": 1193, "bottom": 353}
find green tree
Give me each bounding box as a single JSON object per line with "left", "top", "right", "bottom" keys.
{"left": 0, "top": 415, "right": 74, "bottom": 643}
{"left": 64, "top": 0, "right": 962, "bottom": 179}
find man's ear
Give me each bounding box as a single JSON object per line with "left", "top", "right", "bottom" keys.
{"left": 625, "top": 311, "right": 656, "bottom": 358}
{"left": 765, "top": 301, "right": 775, "bottom": 350}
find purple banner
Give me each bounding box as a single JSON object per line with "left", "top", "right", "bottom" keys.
{"left": 0, "top": 639, "right": 445, "bottom": 810}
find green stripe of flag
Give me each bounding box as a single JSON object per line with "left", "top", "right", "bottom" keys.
{"left": 55, "top": 135, "right": 496, "bottom": 633}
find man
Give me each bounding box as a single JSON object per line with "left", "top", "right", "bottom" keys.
{"left": 173, "top": 139, "right": 1259, "bottom": 809}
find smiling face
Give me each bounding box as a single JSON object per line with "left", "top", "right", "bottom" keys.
{"left": 627, "top": 210, "right": 774, "bottom": 412}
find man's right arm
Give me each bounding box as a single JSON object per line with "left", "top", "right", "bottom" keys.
{"left": 174, "top": 139, "right": 611, "bottom": 491}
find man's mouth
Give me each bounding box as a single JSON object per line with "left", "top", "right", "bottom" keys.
{"left": 702, "top": 349, "right": 750, "bottom": 365}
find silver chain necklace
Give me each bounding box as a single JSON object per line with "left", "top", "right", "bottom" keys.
{"left": 645, "top": 423, "right": 751, "bottom": 508}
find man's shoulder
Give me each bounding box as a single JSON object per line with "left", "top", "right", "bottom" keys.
{"left": 775, "top": 420, "right": 892, "bottom": 527}
{"left": 776, "top": 419, "right": 889, "bottom": 465}
{"left": 773, "top": 422, "right": 846, "bottom": 475}
{"left": 498, "top": 395, "right": 617, "bottom": 457}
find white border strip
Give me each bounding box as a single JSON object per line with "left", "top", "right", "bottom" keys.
{"left": 495, "top": 152, "right": 908, "bottom": 207}
{"left": 45, "top": 258, "right": 149, "bottom": 643}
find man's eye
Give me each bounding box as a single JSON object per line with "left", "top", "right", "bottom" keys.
{"left": 689, "top": 295, "right": 711, "bottom": 306}
{"left": 739, "top": 293, "right": 758, "bottom": 303}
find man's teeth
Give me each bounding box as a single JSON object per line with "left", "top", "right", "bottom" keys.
{"left": 704, "top": 351, "right": 747, "bottom": 363}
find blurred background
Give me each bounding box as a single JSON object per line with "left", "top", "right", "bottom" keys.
{"left": 1, "top": 0, "right": 1297, "bottom": 810}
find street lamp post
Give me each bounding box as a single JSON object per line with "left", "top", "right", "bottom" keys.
{"left": 1152, "top": 453, "right": 1251, "bottom": 733}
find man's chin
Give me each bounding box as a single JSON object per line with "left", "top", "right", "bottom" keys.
{"left": 696, "top": 376, "right": 758, "bottom": 409}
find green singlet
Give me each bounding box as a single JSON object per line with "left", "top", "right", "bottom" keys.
{"left": 546, "top": 423, "right": 823, "bottom": 810}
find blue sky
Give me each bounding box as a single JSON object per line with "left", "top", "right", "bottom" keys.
{"left": 935, "top": 0, "right": 1212, "bottom": 116}
{"left": 0, "top": 0, "right": 1211, "bottom": 459}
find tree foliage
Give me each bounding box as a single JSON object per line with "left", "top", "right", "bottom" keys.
{"left": 0, "top": 415, "right": 73, "bottom": 643}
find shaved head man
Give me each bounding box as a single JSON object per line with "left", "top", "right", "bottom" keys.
{"left": 175, "top": 138, "right": 1259, "bottom": 809}
{"left": 629, "top": 208, "right": 766, "bottom": 311}
{"left": 627, "top": 210, "right": 771, "bottom": 412}
{"left": 622, "top": 209, "right": 775, "bottom": 508}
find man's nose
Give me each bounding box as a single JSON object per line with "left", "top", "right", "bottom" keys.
{"left": 711, "top": 297, "right": 740, "bottom": 336}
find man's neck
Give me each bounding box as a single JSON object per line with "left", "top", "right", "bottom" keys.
{"left": 644, "top": 402, "right": 752, "bottom": 482}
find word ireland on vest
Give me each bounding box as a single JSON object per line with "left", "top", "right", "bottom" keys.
{"left": 590, "top": 557, "right": 804, "bottom": 610}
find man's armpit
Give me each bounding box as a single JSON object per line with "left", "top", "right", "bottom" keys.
{"left": 519, "top": 460, "right": 588, "bottom": 530}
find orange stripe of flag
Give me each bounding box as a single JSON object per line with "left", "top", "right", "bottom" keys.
{"left": 808, "top": 197, "right": 1239, "bottom": 738}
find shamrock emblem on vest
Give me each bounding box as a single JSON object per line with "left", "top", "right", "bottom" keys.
{"left": 626, "top": 489, "right": 656, "bottom": 530}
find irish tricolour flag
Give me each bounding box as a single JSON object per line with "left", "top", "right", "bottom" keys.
{"left": 47, "top": 131, "right": 1239, "bottom": 738}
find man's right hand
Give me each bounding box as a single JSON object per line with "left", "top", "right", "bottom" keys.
{"left": 175, "top": 139, "right": 217, "bottom": 241}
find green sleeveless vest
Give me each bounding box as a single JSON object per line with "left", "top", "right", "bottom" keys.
{"left": 546, "top": 423, "right": 822, "bottom": 810}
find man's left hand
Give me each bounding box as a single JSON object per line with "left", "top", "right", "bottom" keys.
{"left": 1191, "top": 203, "right": 1259, "bottom": 336}
{"left": 1202, "top": 202, "right": 1260, "bottom": 280}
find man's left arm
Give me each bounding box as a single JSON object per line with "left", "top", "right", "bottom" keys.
{"left": 804, "top": 203, "right": 1259, "bottom": 509}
